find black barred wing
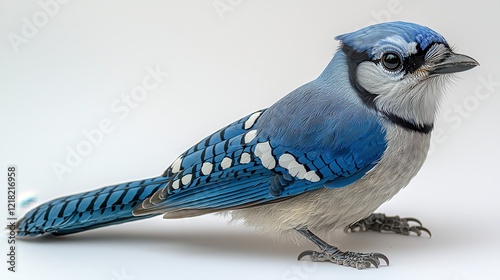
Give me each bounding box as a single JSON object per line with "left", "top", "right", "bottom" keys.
{"left": 133, "top": 108, "right": 386, "bottom": 217}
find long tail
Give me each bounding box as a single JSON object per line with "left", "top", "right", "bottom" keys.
{"left": 16, "top": 176, "right": 168, "bottom": 237}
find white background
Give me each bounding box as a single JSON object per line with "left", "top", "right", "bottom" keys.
{"left": 1, "top": 0, "right": 499, "bottom": 279}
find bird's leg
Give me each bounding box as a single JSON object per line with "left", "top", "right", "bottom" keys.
{"left": 295, "top": 227, "right": 388, "bottom": 269}
{"left": 345, "top": 213, "right": 431, "bottom": 237}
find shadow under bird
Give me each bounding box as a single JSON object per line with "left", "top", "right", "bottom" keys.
{"left": 15, "top": 21, "right": 479, "bottom": 269}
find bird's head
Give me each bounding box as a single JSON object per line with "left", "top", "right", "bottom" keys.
{"left": 334, "top": 21, "right": 479, "bottom": 133}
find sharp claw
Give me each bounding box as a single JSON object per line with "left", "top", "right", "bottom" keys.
{"left": 404, "top": 217, "right": 423, "bottom": 226}
{"left": 297, "top": 250, "right": 314, "bottom": 261}
{"left": 296, "top": 227, "right": 389, "bottom": 269}
{"left": 416, "top": 226, "right": 432, "bottom": 237}
{"left": 411, "top": 227, "right": 422, "bottom": 236}
{"left": 374, "top": 253, "right": 390, "bottom": 266}
{"left": 347, "top": 214, "right": 430, "bottom": 238}
{"left": 367, "top": 258, "right": 379, "bottom": 268}
{"left": 408, "top": 226, "right": 431, "bottom": 237}
{"left": 297, "top": 250, "right": 389, "bottom": 269}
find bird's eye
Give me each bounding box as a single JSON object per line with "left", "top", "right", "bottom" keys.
{"left": 381, "top": 52, "right": 402, "bottom": 71}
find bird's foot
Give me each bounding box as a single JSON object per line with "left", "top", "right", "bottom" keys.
{"left": 345, "top": 213, "right": 431, "bottom": 237}
{"left": 298, "top": 246, "right": 389, "bottom": 269}
{"left": 295, "top": 227, "right": 388, "bottom": 269}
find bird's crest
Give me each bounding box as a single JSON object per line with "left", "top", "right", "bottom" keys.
{"left": 336, "top": 21, "right": 448, "bottom": 58}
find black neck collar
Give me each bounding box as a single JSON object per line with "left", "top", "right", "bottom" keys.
{"left": 382, "top": 112, "right": 434, "bottom": 134}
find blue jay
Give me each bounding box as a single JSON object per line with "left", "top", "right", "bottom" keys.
{"left": 16, "top": 21, "right": 478, "bottom": 269}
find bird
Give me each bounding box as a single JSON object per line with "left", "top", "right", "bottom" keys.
{"left": 15, "top": 21, "right": 478, "bottom": 269}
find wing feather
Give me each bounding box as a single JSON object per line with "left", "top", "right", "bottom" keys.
{"left": 133, "top": 84, "right": 387, "bottom": 218}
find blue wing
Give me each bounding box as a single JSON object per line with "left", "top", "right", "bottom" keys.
{"left": 133, "top": 82, "right": 387, "bottom": 217}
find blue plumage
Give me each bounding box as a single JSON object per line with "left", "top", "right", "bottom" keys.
{"left": 15, "top": 21, "right": 478, "bottom": 269}
{"left": 135, "top": 88, "right": 386, "bottom": 215}
{"left": 336, "top": 21, "right": 448, "bottom": 56}
{"left": 17, "top": 177, "right": 167, "bottom": 236}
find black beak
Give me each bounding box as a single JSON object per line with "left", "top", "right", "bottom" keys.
{"left": 429, "top": 52, "right": 479, "bottom": 75}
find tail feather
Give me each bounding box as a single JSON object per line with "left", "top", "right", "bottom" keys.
{"left": 16, "top": 176, "right": 168, "bottom": 237}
